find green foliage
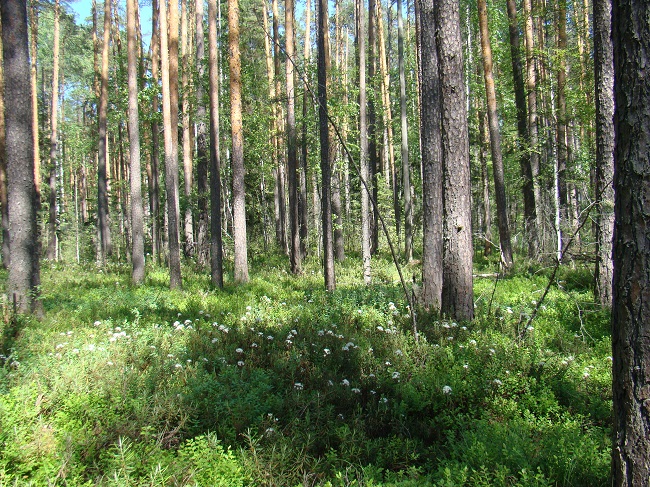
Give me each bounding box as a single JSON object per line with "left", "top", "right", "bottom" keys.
{"left": 0, "top": 260, "right": 611, "bottom": 485}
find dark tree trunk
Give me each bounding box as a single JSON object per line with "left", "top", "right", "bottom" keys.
{"left": 419, "top": 0, "right": 442, "bottom": 311}
{"left": 506, "top": 0, "right": 538, "bottom": 258}
{"left": 611, "top": 0, "right": 650, "bottom": 483}
{"left": 98, "top": 0, "right": 112, "bottom": 262}
{"left": 195, "top": 0, "right": 210, "bottom": 267}
{"left": 286, "top": 0, "right": 301, "bottom": 274}
{"left": 478, "top": 0, "right": 513, "bottom": 270}
{"left": 319, "top": 0, "right": 335, "bottom": 291}
{"left": 208, "top": 0, "right": 223, "bottom": 287}
{"left": 2, "top": 0, "right": 40, "bottom": 313}
{"left": 0, "top": 20, "right": 8, "bottom": 269}
{"left": 594, "top": 0, "right": 614, "bottom": 307}
{"left": 437, "top": 0, "right": 474, "bottom": 321}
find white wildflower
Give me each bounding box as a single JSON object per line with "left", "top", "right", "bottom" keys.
{"left": 442, "top": 385, "right": 452, "bottom": 395}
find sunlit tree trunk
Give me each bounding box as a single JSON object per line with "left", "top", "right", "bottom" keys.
{"left": 286, "top": 0, "right": 301, "bottom": 273}
{"left": 229, "top": 0, "right": 249, "bottom": 283}
{"left": 419, "top": 0, "right": 442, "bottom": 311}
{"left": 2, "top": 0, "right": 40, "bottom": 313}
{"left": 319, "top": 0, "right": 335, "bottom": 290}
{"left": 438, "top": 0, "right": 474, "bottom": 321}
{"left": 611, "top": 0, "right": 650, "bottom": 481}
{"left": 299, "top": 0, "right": 310, "bottom": 260}
{"left": 160, "top": 0, "right": 182, "bottom": 288}
{"left": 272, "top": 0, "right": 287, "bottom": 253}
{"left": 98, "top": 0, "right": 112, "bottom": 263}
{"left": 593, "top": 0, "right": 614, "bottom": 306}
{"left": 478, "top": 0, "right": 513, "bottom": 270}
{"left": 208, "top": 0, "right": 223, "bottom": 287}
{"left": 149, "top": 0, "right": 162, "bottom": 264}
{"left": 126, "top": 0, "right": 145, "bottom": 284}
{"left": 46, "top": 0, "right": 61, "bottom": 261}
{"left": 181, "top": 0, "right": 194, "bottom": 257}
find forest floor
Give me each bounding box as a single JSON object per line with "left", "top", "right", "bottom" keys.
{"left": 0, "top": 252, "right": 612, "bottom": 486}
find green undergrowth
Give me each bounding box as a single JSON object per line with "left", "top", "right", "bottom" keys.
{"left": 0, "top": 254, "right": 611, "bottom": 486}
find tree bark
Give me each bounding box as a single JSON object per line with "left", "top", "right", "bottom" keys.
{"left": 0, "top": 19, "right": 7, "bottom": 269}
{"left": 593, "top": 0, "right": 614, "bottom": 307}
{"left": 181, "top": 0, "right": 194, "bottom": 257}
{"left": 398, "top": 0, "right": 412, "bottom": 263}
{"left": 160, "top": 0, "right": 183, "bottom": 288}
{"left": 479, "top": 109, "right": 492, "bottom": 256}
{"left": 195, "top": 0, "right": 210, "bottom": 267}
{"left": 319, "top": 0, "right": 335, "bottom": 290}
{"left": 358, "top": 0, "right": 371, "bottom": 284}
{"left": 2, "top": 0, "right": 40, "bottom": 313}
{"left": 272, "top": 0, "right": 287, "bottom": 253}
{"left": 478, "top": 0, "right": 513, "bottom": 270}
{"left": 208, "top": 0, "right": 223, "bottom": 287}
{"left": 300, "top": 0, "right": 311, "bottom": 260}
{"left": 506, "top": 0, "right": 538, "bottom": 258}
{"left": 368, "top": 0, "right": 379, "bottom": 254}
{"left": 229, "top": 0, "right": 249, "bottom": 283}
{"left": 286, "top": 0, "right": 301, "bottom": 274}
{"left": 127, "top": 0, "right": 145, "bottom": 284}
{"left": 611, "top": 0, "right": 650, "bottom": 482}
{"left": 419, "top": 0, "right": 443, "bottom": 312}
{"left": 98, "top": 0, "right": 112, "bottom": 263}
{"left": 47, "top": 0, "right": 61, "bottom": 261}
{"left": 556, "top": 0, "right": 568, "bottom": 254}
{"left": 437, "top": 0, "right": 474, "bottom": 321}
{"left": 29, "top": 1, "right": 40, "bottom": 201}
{"left": 150, "top": 0, "right": 162, "bottom": 263}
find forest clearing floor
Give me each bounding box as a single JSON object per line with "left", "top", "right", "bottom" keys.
{"left": 0, "top": 253, "right": 611, "bottom": 486}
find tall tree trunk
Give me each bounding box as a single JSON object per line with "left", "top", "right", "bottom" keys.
{"left": 523, "top": 0, "right": 541, "bottom": 236}
{"left": 47, "top": 0, "right": 60, "bottom": 261}
{"left": 507, "top": 0, "right": 538, "bottom": 258}
{"left": 127, "top": 0, "right": 145, "bottom": 284}
{"left": 358, "top": 0, "right": 371, "bottom": 284}
{"left": 368, "top": 0, "right": 379, "bottom": 254}
{"left": 478, "top": 0, "right": 513, "bottom": 270}
{"left": 319, "top": 0, "right": 335, "bottom": 290}
{"left": 593, "top": 0, "right": 614, "bottom": 306}
{"left": 611, "top": 0, "right": 650, "bottom": 482}
{"left": 195, "top": 0, "right": 210, "bottom": 267}
{"left": 182, "top": 0, "right": 194, "bottom": 257}
{"left": 556, "top": 0, "right": 568, "bottom": 254}
{"left": 229, "top": 0, "right": 249, "bottom": 283}
{"left": 208, "top": 0, "right": 223, "bottom": 287}
{"left": 286, "top": 0, "right": 301, "bottom": 273}
{"left": 479, "top": 109, "right": 492, "bottom": 256}
{"left": 150, "top": 0, "right": 162, "bottom": 264}
{"left": 0, "top": 19, "right": 7, "bottom": 269}
{"left": 419, "top": 0, "right": 443, "bottom": 312}
{"left": 272, "top": 0, "right": 287, "bottom": 253}
{"left": 160, "top": 0, "right": 183, "bottom": 288}
{"left": 300, "top": 0, "right": 311, "bottom": 260}
{"left": 29, "top": 1, "right": 40, "bottom": 202}
{"left": 98, "top": 0, "right": 112, "bottom": 263}
{"left": 437, "top": 0, "right": 474, "bottom": 321}
{"left": 2, "top": 0, "right": 40, "bottom": 313}
{"left": 398, "top": 0, "right": 412, "bottom": 262}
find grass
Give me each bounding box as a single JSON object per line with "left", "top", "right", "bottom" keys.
{"left": 0, "top": 253, "right": 612, "bottom": 486}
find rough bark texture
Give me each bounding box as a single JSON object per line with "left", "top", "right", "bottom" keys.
{"left": 398, "top": 0, "right": 412, "bottom": 262}
{"left": 286, "top": 0, "right": 301, "bottom": 274}
{"left": 208, "top": 0, "right": 223, "bottom": 287}
{"left": 506, "top": 0, "right": 538, "bottom": 258}
{"left": 272, "top": 0, "right": 287, "bottom": 253}
{"left": 160, "top": 0, "right": 182, "bottom": 288}
{"left": 29, "top": 1, "right": 39, "bottom": 200}
{"left": 150, "top": 0, "right": 162, "bottom": 263}
{"left": 611, "top": 0, "right": 650, "bottom": 483}
{"left": 127, "top": 0, "right": 145, "bottom": 284}
{"left": 556, "top": 0, "right": 568, "bottom": 253}
{"left": 195, "top": 0, "right": 210, "bottom": 267}
{"left": 300, "top": 0, "right": 311, "bottom": 260}
{"left": 437, "top": 0, "right": 474, "bottom": 321}
{"left": 319, "top": 0, "right": 335, "bottom": 291}
{"left": 2, "top": 0, "right": 40, "bottom": 313}
{"left": 478, "top": 0, "right": 513, "bottom": 270}
{"left": 0, "top": 19, "right": 8, "bottom": 269}
{"left": 47, "top": 0, "right": 60, "bottom": 261}
{"left": 367, "top": 0, "right": 379, "bottom": 255}
{"left": 181, "top": 0, "right": 194, "bottom": 257}
{"left": 358, "top": 0, "right": 371, "bottom": 285}
{"left": 419, "top": 0, "right": 442, "bottom": 311}
{"left": 594, "top": 0, "right": 615, "bottom": 307}
{"left": 98, "top": 0, "right": 112, "bottom": 262}
{"left": 229, "top": 0, "right": 249, "bottom": 283}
